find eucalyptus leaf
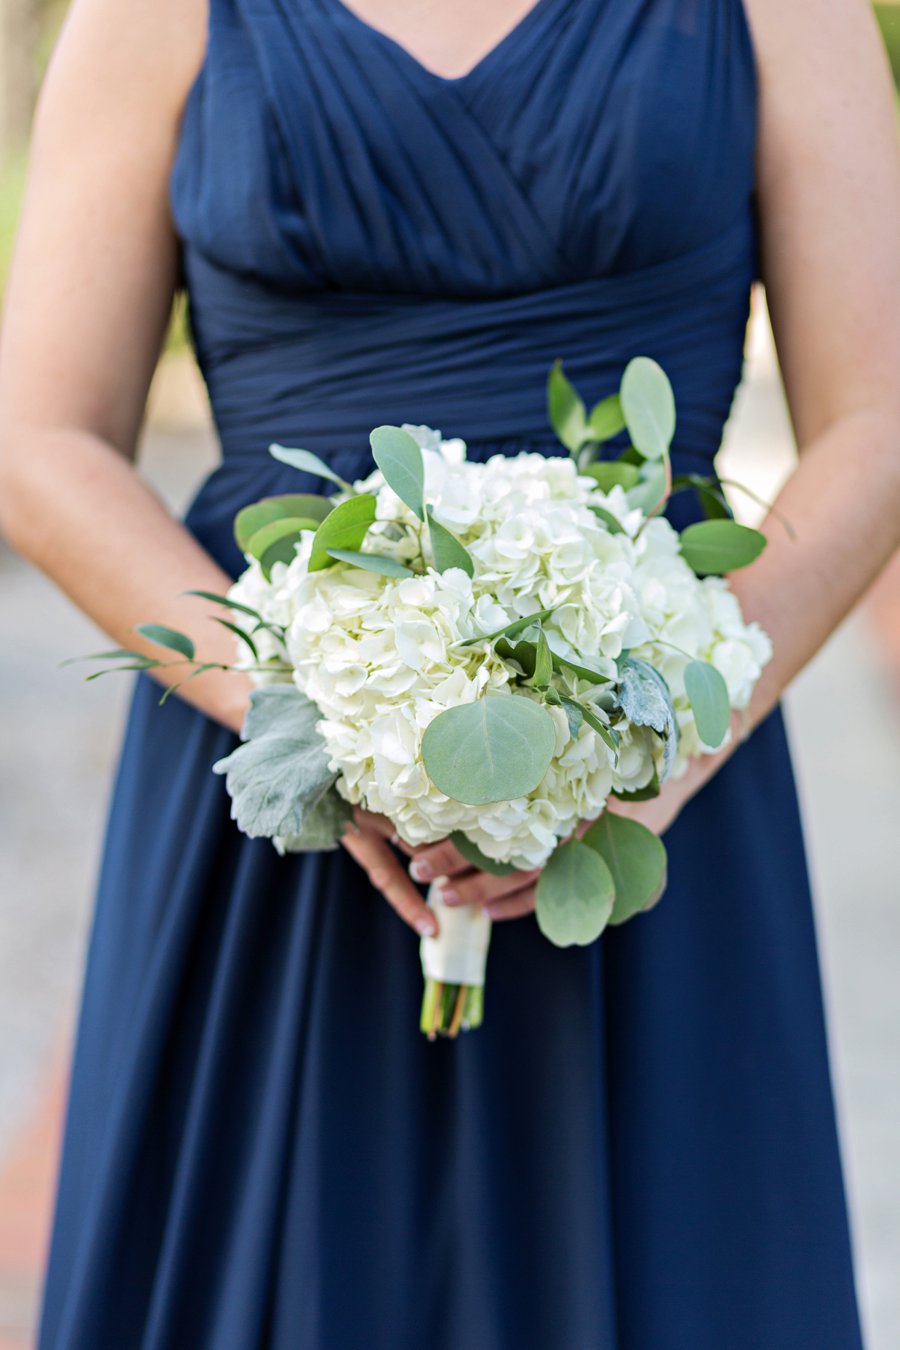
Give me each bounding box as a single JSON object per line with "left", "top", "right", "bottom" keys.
{"left": 421, "top": 694, "right": 557, "bottom": 805}
{"left": 212, "top": 686, "right": 335, "bottom": 839}
{"left": 583, "top": 461, "right": 641, "bottom": 493}
{"left": 679, "top": 519, "right": 767, "bottom": 575}
{"left": 619, "top": 356, "right": 676, "bottom": 461}
{"left": 582, "top": 813, "right": 668, "bottom": 924}
{"left": 245, "top": 516, "right": 320, "bottom": 576}
{"left": 308, "top": 494, "right": 377, "bottom": 572}
{"left": 684, "top": 659, "right": 731, "bottom": 748}
{"left": 547, "top": 358, "right": 587, "bottom": 453}
{"left": 135, "top": 623, "right": 195, "bottom": 661}
{"left": 587, "top": 393, "right": 626, "bottom": 442}
{"left": 625, "top": 459, "right": 668, "bottom": 514}
{"left": 535, "top": 839, "right": 615, "bottom": 946}
{"left": 325, "top": 549, "right": 414, "bottom": 578}
{"left": 370, "top": 425, "right": 426, "bottom": 520}
{"left": 234, "top": 494, "right": 332, "bottom": 552}
{"left": 269, "top": 444, "right": 351, "bottom": 490}
{"left": 449, "top": 832, "right": 518, "bottom": 876}
{"left": 427, "top": 510, "right": 475, "bottom": 577}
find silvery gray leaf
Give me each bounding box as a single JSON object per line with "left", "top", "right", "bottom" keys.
{"left": 613, "top": 656, "right": 679, "bottom": 779}
{"left": 213, "top": 686, "right": 336, "bottom": 839}
{"left": 274, "top": 787, "right": 353, "bottom": 853}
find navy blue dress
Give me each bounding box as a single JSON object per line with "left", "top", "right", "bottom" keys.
{"left": 37, "top": 2, "right": 866, "bottom": 1346}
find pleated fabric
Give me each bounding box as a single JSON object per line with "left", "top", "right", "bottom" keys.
{"left": 37, "top": 2, "right": 865, "bottom": 1347}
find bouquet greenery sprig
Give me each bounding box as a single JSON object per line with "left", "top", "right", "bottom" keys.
{"left": 72, "top": 358, "right": 772, "bottom": 1038}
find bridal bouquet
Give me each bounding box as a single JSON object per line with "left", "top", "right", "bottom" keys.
{"left": 79, "top": 358, "right": 772, "bottom": 1038}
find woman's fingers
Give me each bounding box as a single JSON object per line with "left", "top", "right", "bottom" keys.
{"left": 482, "top": 886, "right": 537, "bottom": 922}
{"left": 341, "top": 823, "right": 438, "bottom": 937}
{"left": 405, "top": 836, "right": 472, "bottom": 882}
{"left": 437, "top": 866, "right": 542, "bottom": 909}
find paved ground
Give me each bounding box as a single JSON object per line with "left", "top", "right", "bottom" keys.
{"left": 0, "top": 306, "right": 898, "bottom": 1347}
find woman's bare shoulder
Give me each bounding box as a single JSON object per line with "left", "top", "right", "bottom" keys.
{"left": 37, "top": 0, "right": 209, "bottom": 131}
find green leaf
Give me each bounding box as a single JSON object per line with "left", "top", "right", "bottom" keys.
{"left": 547, "top": 358, "right": 587, "bottom": 453}
{"left": 535, "top": 840, "right": 615, "bottom": 946}
{"left": 268, "top": 443, "right": 351, "bottom": 490}
{"left": 558, "top": 696, "right": 585, "bottom": 739}
{"left": 421, "top": 694, "right": 557, "bottom": 805}
{"left": 613, "top": 656, "right": 678, "bottom": 777}
{"left": 684, "top": 659, "right": 731, "bottom": 748}
{"left": 672, "top": 474, "right": 733, "bottom": 521}
{"left": 212, "top": 686, "right": 335, "bottom": 838}
{"left": 587, "top": 504, "right": 626, "bottom": 535}
{"left": 587, "top": 393, "right": 627, "bottom": 442}
{"left": 462, "top": 607, "right": 554, "bottom": 647}
{"left": 308, "top": 494, "right": 378, "bottom": 572}
{"left": 275, "top": 787, "right": 352, "bottom": 852}
{"left": 234, "top": 494, "right": 332, "bottom": 552}
{"left": 619, "top": 356, "right": 676, "bottom": 460}
{"left": 85, "top": 659, "right": 161, "bottom": 678}
{"left": 135, "top": 623, "right": 195, "bottom": 661}
{"left": 495, "top": 637, "right": 537, "bottom": 677}
{"left": 577, "top": 701, "right": 619, "bottom": 756}
{"left": 532, "top": 627, "right": 552, "bottom": 688}
{"left": 370, "top": 425, "right": 426, "bottom": 520}
{"left": 449, "top": 831, "right": 518, "bottom": 876}
{"left": 427, "top": 510, "right": 475, "bottom": 576}
{"left": 548, "top": 646, "right": 611, "bottom": 685}
{"left": 212, "top": 616, "right": 259, "bottom": 661}
{"left": 625, "top": 459, "right": 668, "bottom": 514}
{"left": 325, "top": 549, "right": 413, "bottom": 578}
{"left": 581, "top": 813, "right": 668, "bottom": 924}
{"left": 245, "top": 516, "right": 320, "bottom": 576}
{"left": 181, "top": 590, "right": 266, "bottom": 621}
{"left": 679, "top": 519, "right": 767, "bottom": 575}
{"left": 61, "top": 647, "right": 151, "bottom": 666}
{"left": 583, "top": 461, "right": 641, "bottom": 493}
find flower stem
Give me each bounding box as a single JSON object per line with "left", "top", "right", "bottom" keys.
{"left": 420, "top": 977, "right": 484, "bottom": 1039}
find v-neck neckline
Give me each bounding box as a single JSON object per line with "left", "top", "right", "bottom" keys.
{"left": 323, "top": 0, "right": 563, "bottom": 86}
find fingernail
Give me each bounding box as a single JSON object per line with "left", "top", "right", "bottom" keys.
{"left": 439, "top": 887, "right": 461, "bottom": 906}
{"left": 409, "top": 858, "right": 434, "bottom": 883}
{"left": 416, "top": 916, "right": 437, "bottom": 936}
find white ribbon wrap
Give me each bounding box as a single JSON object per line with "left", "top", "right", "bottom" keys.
{"left": 419, "top": 879, "right": 492, "bottom": 987}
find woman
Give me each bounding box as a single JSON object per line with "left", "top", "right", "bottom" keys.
{"left": 1, "top": 0, "right": 897, "bottom": 1345}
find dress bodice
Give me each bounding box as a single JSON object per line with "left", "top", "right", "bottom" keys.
{"left": 168, "top": 0, "right": 760, "bottom": 573}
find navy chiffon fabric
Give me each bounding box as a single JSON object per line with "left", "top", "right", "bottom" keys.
{"left": 37, "top": 1, "right": 865, "bottom": 1346}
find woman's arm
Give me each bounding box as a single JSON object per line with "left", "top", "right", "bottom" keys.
{"left": 407, "top": 0, "right": 900, "bottom": 917}
{"left": 0, "top": 0, "right": 251, "bottom": 734}
{"left": 0, "top": 0, "right": 439, "bottom": 935}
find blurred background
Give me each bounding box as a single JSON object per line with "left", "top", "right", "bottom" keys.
{"left": 1, "top": 3, "right": 899, "bottom": 1348}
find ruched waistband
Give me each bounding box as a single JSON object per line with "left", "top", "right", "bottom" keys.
{"left": 183, "top": 212, "right": 756, "bottom": 466}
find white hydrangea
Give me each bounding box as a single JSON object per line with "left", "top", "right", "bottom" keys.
{"left": 225, "top": 429, "right": 770, "bottom": 863}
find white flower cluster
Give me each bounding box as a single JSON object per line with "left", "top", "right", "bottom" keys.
{"left": 227, "top": 427, "right": 770, "bottom": 866}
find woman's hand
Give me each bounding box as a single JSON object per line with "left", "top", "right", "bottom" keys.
{"left": 395, "top": 721, "right": 744, "bottom": 922}
{"left": 339, "top": 806, "right": 440, "bottom": 937}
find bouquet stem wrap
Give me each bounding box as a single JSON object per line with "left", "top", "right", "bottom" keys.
{"left": 419, "top": 881, "right": 492, "bottom": 1038}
